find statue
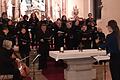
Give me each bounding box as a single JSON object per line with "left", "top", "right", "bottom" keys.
{"left": 72, "top": 5, "right": 79, "bottom": 18}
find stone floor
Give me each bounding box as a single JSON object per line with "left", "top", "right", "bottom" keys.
{"left": 0, "top": 49, "right": 112, "bottom": 80}
{"left": 28, "top": 49, "right": 112, "bottom": 80}
{"left": 29, "top": 62, "right": 112, "bottom": 80}
{"left": 93, "top": 63, "right": 112, "bottom": 80}
{"left": 29, "top": 49, "right": 48, "bottom": 80}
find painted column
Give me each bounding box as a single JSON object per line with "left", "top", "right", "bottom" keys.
{"left": 12, "top": 0, "right": 15, "bottom": 19}
{"left": 45, "top": 0, "right": 48, "bottom": 17}
{"left": 62, "top": 0, "right": 66, "bottom": 15}
{"left": 49, "top": 0, "right": 52, "bottom": 18}
{"left": 2, "top": 0, "right": 7, "bottom": 12}
{"left": 47, "top": 0, "right": 50, "bottom": 17}
{"left": 0, "top": 0, "right": 2, "bottom": 16}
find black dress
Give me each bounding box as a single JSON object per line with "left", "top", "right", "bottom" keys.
{"left": 54, "top": 24, "right": 65, "bottom": 50}
{"left": 29, "top": 18, "right": 39, "bottom": 47}
{"left": 36, "top": 29, "right": 50, "bottom": 69}
{"left": 65, "top": 27, "right": 74, "bottom": 50}
{"left": 18, "top": 32, "right": 30, "bottom": 67}
{"left": 106, "top": 31, "right": 120, "bottom": 80}
{"left": 81, "top": 30, "right": 92, "bottom": 49}
{"left": 72, "top": 25, "right": 82, "bottom": 49}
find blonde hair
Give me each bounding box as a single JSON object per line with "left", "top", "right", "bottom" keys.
{"left": 2, "top": 40, "right": 13, "bottom": 50}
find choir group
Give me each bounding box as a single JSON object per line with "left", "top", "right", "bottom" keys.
{"left": 0, "top": 12, "right": 106, "bottom": 80}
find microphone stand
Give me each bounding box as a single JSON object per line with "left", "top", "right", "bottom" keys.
{"left": 32, "top": 54, "right": 41, "bottom": 80}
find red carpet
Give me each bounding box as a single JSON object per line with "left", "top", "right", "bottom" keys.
{"left": 42, "top": 59, "right": 65, "bottom": 80}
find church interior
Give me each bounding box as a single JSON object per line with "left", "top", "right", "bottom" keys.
{"left": 0, "top": 0, "right": 120, "bottom": 80}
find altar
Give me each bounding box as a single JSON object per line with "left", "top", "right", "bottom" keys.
{"left": 49, "top": 49, "right": 107, "bottom": 80}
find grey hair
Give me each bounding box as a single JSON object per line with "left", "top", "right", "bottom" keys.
{"left": 2, "top": 40, "right": 13, "bottom": 50}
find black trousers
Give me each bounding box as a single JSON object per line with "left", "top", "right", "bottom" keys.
{"left": 19, "top": 47, "right": 30, "bottom": 67}
{"left": 38, "top": 46, "right": 49, "bottom": 70}
{"left": 31, "top": 31, "right": 37, "bottom": 47}
{"left": 109, "top": 59, "right": 120, "bottom": 80}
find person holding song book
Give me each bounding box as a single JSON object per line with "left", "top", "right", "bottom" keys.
{"left": 18, "top": 27, "right": 30, "bottom": 67}
{"left": 36, "top": 24, "right": 51, "bottom": 70}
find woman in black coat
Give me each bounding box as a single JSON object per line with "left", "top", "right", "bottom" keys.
{"left": 18, "top": 27, "right": 30, "bottom": 67}
{"left": 54, "top": 18, "right": 65, "bottom": 50}
{"left": 29, "top": 13, "right": 39, "bottom": 48}
{"left": 81, "top": 25, "right": 92, "bottom": 49}
{"left": 0, "top": 27, "right": 16, "bottom": 47}
{"left": 36, "top": 24, "right": 50, "bottom": 70}
{"left": 65, "top": 21, "right": 74, "bottom": 50}
{"left": 72, "top": 19, "right": 82, "bottom": 49}
{"left": 106, "top": 20, "right": 120, "bottom": 80}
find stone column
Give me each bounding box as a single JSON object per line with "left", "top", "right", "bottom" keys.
{"left": 0, "top": 0, "right": 2, "bottom": 16}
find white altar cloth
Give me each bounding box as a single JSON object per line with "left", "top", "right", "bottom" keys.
{"left": 49, "top": 49, "right": 106, "bottom": 61}
{"left": 93, "top": 55, "right": 110, "bottom": 62}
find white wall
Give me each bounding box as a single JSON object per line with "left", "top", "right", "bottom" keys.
{"left": 66, "top": 0, "right": 93, "bottom": 19}
{"left": 97, "top": 0, "right": 120, "bottom": 34}
{"left": 66, "top": 0, "right": 84, "bottom": 18}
